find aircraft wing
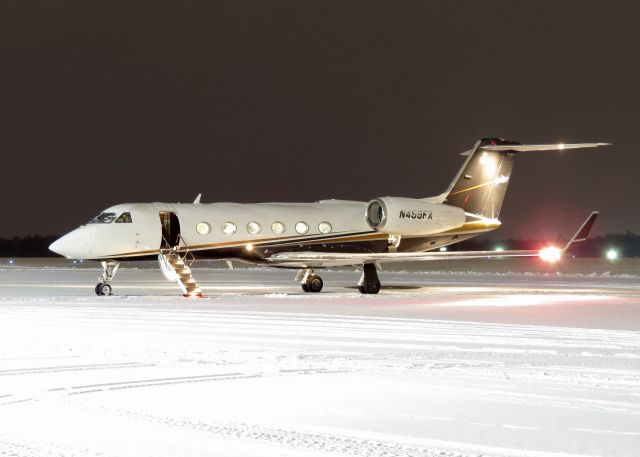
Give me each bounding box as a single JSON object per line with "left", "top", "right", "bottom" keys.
{"left": 267, "top": 249, "right": 538, "bottom": 268}
{"left": 267, "top": 212, "right": 598, "bottom": 268}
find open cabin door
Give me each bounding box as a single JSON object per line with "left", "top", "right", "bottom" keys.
{"left": 157, "top": 211, "right": 203, "bottom": 297}
{"left": 159, "top": 211, "right": 181, "bottom": 248}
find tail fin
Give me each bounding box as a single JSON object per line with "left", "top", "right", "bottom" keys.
{"left": 438, "top": 138, "right": 608, "bottom": 220}
{"left": 440, "top": 138, "right": 519, "bottom": 219}
{"left": 563, "top": 211, "right": 599, "bottom": 252}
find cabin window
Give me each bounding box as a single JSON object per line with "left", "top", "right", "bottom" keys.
{"left": 247, "top": 221, "right": 261, "bottom": 235}
{"left": 196, "top": 222, "right": 211, "bottom": 235}
{"left": 221, "top": 222, "right": 237, "bottom": 235}
{"left": 271, "top": 221, "right": 285, "bottom": 235}
{"left": 295, "top": 221, "right": 309, "bottom": 235}
{"left": 318, "top": 221, "right": 332, "bottom": 234}
{"left": 114, "top": 212, "right": 133, "bottom": 223}
{"left": 88, "top": 212, "right": 117, "bottom": 224}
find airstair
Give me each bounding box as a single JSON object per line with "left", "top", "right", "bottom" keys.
{"left": 159, "top": 236, "right": 204, "bottom": 297}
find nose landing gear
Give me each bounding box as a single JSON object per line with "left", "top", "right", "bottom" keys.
{"left": 95, "top": 261, "right": 120, "bottom": 296}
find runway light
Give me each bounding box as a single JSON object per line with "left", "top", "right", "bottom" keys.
{"left": 539, "top": 246, "right": 562, "bottom": 263}
{"left": 606, "top": 249, "right": 619, "bottom": 261}
{"left": 8, "top": 259, "right": 14, "bottom": 264}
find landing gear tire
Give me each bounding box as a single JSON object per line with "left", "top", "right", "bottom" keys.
{"left": 101, "top": 283, "right": 112, "bottom": 296}
{"left": 95, "top": 261, "right": 119, "bottom": 296}
{"left": 360, "top": 282, "right": 380, "bottom": 295}
{"left": 298, "top": 269, "right": 323, "bottom": 293}
{"left": 95, "top": 283, "right": 112, "bottom": 296}
{"left": 307, "top": 275, "right": 323, "bottom": 293}
{"left": 358, "top": 263, "right": 381, "bottom": 295}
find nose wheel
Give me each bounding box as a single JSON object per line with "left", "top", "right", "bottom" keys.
{"left": 95, "top": 283, "right": 113, "bottom": 296}
{"left": 95, "top": 261, "right": 119, "bottom": 296}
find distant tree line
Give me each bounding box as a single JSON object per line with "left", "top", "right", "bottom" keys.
{"left": 0, "top": 232, "right": 638, "bottom": 258}
{"left": 0, "top": 235, "right": 60, "bottom": 257}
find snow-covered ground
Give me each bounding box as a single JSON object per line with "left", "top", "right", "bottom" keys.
{"left": 1, "top": 260, "right": 639, "bottom": 456}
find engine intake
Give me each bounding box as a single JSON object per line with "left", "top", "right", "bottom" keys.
{"left": 365, "top": 197, "right": 465, "bottom": 236}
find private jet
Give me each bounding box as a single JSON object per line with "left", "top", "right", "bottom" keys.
{"left": 49, "top": 138, "right": 606, "bottom": 296}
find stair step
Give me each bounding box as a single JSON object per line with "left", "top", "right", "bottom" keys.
{"left": 161, "top": 251, "right": 203, "bottom": 298}
{"left": 183, "top": 292, "right": 204, "bottom": 298}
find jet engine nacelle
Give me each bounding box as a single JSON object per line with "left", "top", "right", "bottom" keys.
{"left": 365, "top": 197, "right": 466, "bottom": 236}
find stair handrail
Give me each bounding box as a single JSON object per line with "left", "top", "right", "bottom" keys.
{"left": 159, "top": 234, "right": 196, "bottom": 269}
{"left": 177, "top": 234, "right": 196, "bottom": 268}
{"left": 159, "top": 235, "right": 174, "bottom": 257}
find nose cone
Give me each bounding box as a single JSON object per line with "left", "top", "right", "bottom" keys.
{"left": 49, "top": 233, "right": 75, "bottom": 258}
{"left": 49, "top": 228, "right": 91, "bottom": 259}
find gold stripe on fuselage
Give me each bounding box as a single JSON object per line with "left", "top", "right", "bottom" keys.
{"left": 108, "top": 221, "right": 499, "bottom": 259}
{"left": 109, "top": 231, "right": 386, "bottom": 258}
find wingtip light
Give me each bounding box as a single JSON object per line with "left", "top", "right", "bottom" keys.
{"left": 539, "top": 246, "right": 562, "bottom": 263}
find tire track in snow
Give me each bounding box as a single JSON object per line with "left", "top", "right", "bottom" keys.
{"left": 67, "top": 372, "right": 258, "bottom": 395}
{"left": 0, "top": 362, "right": 151, "bottom": 376}
{"left": 3, "top": 307, "right": 639, "bottom": 399}
{"left": 0, "top": 367, "right": 353, "bottom": 406}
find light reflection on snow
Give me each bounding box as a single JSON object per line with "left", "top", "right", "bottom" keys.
{"left": 434, "top": 294, "right": 611, "bottom": 307}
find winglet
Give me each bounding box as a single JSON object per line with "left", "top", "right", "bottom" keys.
{"left": 563, "top": 211, "right": 599, "bottom": 252}
{"left": 193, "top": 193, "right": 202, "bottom": 204}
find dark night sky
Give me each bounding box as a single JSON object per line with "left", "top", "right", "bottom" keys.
{"left": 1, "top": 1, "right": 638, "bottom": 239}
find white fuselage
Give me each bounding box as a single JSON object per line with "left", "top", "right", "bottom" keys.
{"left": 50, "top": 200, "right": 368, "bottom": 260}
{"left": 49, "top": 199, "right": 491, "bottom": 262}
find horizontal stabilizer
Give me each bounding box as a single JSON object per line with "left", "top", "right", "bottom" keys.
{"left": 480, "top": 143, "right": 610, "bottom": 153}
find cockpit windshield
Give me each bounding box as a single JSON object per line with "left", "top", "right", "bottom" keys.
{"left": 115, "top": 212, "right": 132, "bottom": 223}
{"left": 88, "top": 212, "right": 118, "bottom": 224}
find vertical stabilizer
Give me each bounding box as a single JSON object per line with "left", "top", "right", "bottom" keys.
{"left": 442, "top": 138, "right": 520, "bottom": 219}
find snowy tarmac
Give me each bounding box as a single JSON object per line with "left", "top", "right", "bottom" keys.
{"left": 1, "top": 260, "right": 639, "bottom": 456}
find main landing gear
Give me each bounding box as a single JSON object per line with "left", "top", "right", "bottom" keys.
{"left": 358, "top": 263, "right": 381, "bottom": 294}
{"left": 95, "top": 260, "right": 119, "bottom": 296}
{"left": 296, "top": 264, "right": 382, "bottom": 294}
{"left": 297, "top": 268, "right": 323, "bottom": 293}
